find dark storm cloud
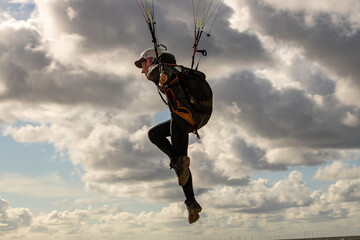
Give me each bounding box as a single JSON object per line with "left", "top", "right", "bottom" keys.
{"left": 155, "top": 0, "right": 272, "bottom": 65}
{"left": 36, "top": 0, "right": 150, "bottom": 51}
{"left": 0, "top": 0, "right": 271, "bottom": 109}
{"left": 40, "top": 0, "right": 271, "bottom": 66}
{"left": 0, "top": 21, "right": 131, "bottom": 107}
{"left": 247, "top": 0, "right": 360, "bottom": 93}
{"left": 0, "top": 62, "right": 131, "bottom": 108}
{"left": 0, "top": 0, "right": 276, "bottom": 109}
{"left": 0, "top": 23, "right": 50, "bottom": 71}
{"left": 0, "top": 17, "right": 159, "bottom": 110}
{"left": 0, "top": 60, "right": 28, "bottom": 96}
{"left": 215, "top": 71, "right": 360, "bottom": 148}
{"left": 289, "top": 58, "right": 336, "bottom": 96}
{"left": 230, "top": 137, "right": 269, "bottom": 169}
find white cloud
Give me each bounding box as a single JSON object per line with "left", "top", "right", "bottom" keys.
{"left": 314, "top": 161, "right": 360, "bottom": 181}
{"left": 34, "top": 209, "right": 90, "bottom": 227}
{"left": 65, "top": 7, "right": 77, "bottom": 21}
{"left": 342, "top": 111, "right": 359, "bottom": 127}
{"left": 0, "top": 197, "right": 32, "bottom": 232}
{"left": 1, "top": 173, "right": 360, "bottom": 239}
{"left": 0, "top": 173, "right": 85, "bottom": 199}
{"left": 265, "top": 148, "right": 357, "bottom": 166}
{"left": 335, "top": 77, "right": 360, "bottom": 105}
{"left": 0, "top": 0, "right": 359, "bottom": 204}
{"left": 247, "top": 0, "right": 360, "bottom": 105}
{"left": 3, "top": 124, "right": 52, "bottom": 143}
{"left": 261, "top": 0, "right": 360, "bottom": 16}
{"left": 327, "top": 179, "right": 360, "bottom": 202}
{"left": 8, "top": 0, "right": 34, "bottom": 4}
{"left": 201, "top": 171, "right": 313, "bottom": 213}
{"left": 48, "top": 33, "right": 84, "bottom": 65}
{"left": 1, "top": 0, "right": 360, "bottom": 238}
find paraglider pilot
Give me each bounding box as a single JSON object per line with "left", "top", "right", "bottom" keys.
{"left": 135, "top": 48, "right": 202, "bottom": 224}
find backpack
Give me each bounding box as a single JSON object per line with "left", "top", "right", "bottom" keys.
{"left": 169, "top": 65, "right": 213, "bottom": 131}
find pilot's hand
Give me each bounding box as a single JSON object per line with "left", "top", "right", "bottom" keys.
{"left": 159, "top": 71, "right": 168, "bottom": 87}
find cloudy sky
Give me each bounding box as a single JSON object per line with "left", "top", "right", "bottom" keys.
{"left": 1, "top": 0, "right": 360, "bottom": 239}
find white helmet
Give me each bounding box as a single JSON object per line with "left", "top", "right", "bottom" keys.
{"left": 134, "top": 48, "right": 163, "bottom": 68}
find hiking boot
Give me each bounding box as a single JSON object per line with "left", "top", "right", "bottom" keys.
{"left": 170, "top": 156, "right": 190, "bottom": 186}
{"left": 185, "top": 199, "right": 202, "bottom": 224}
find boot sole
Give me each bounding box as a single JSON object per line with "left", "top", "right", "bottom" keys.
{"left": 189, "top": 213, "right": 200, "bottom": 224}
{"left": 189, "top": 206, "right": 202, "bottom": 224}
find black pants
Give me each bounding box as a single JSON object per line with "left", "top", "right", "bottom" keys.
{"left": 148, "top": 118, "right": 195, "bottom": 202}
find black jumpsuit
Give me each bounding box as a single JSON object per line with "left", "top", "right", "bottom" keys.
{"left": 147, "top": 65, "right": 196, "bottom": 203}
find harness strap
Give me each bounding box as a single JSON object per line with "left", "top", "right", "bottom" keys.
{"left": 157, "top": 89, "right": 168, "bottom": 106}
